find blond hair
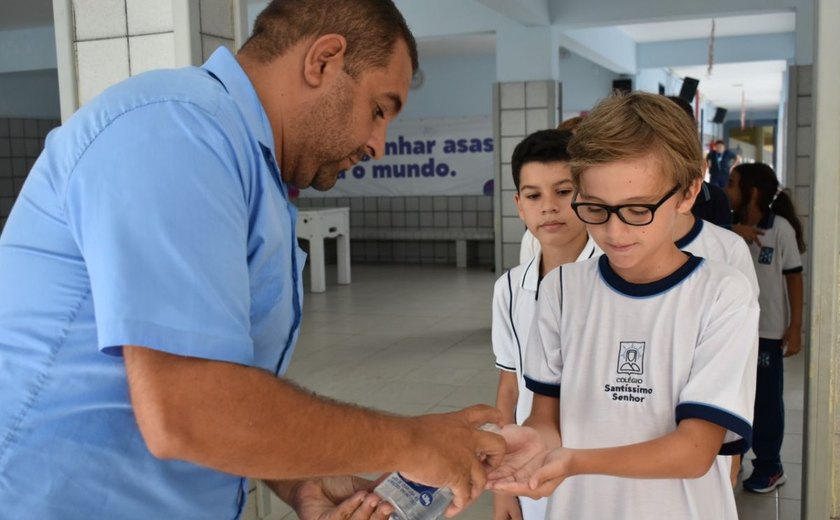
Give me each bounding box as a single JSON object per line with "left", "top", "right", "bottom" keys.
{"left": 568, "top": 92, "right": 703, "bottom": 190}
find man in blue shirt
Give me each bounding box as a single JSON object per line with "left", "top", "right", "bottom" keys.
{"left": 706, "top": 139, "right": 739, "bottom": 189}
{"left": 0, "top": 1, "right": 503, "bottom": 518}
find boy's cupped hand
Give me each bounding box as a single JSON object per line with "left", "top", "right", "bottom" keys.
{"left": 485, "top": 425, "right": 570, "bottom": 499}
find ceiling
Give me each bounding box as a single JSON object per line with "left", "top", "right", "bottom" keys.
{"left": 0, "top": 1, "right": 790, "bottom": 113}
{"left": 616, "top": 12, "right": 793, "bottom": 112}
{"left": 618, "top": 11, "right": 796, "bottom": 43}
{"left": 670, "top": 60, "right": 788, "bottom": 112}
{"left": 0, "top": 0, "right": 52, "bottom": 30}
{"left": 418, "top": 32, "right": 496, "bottom": 60}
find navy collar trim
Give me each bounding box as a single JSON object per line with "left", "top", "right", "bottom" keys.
{"left": 598, "top": 253, "right": 703, "bottom": 298}
{"left": 521, "top": 255, "right": 539, "bottom": 291}
{"left": 757, "top": 211, "right": 775, "bottom": 229}
{"left": 675, "top": 217, "right": 703, "bottom": 248}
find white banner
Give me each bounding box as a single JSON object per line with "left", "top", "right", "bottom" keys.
{"left": 300, "top": 116, "right": 494, "bottom": 197}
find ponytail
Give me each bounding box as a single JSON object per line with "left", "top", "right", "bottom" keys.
{"left": 733, "top": 163, "right": 807, "bottom": 253}
{"left": 770, "top": 189, "right": 806, "bottom": 253}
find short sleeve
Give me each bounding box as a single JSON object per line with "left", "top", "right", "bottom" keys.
{"left": 778, "top": 218, "right": 803, "bottom": 274}
{"left": 523, "top": 267, "right": 563, "bottom": 398}
{"left": 676, "top": 271, "right": 759, "bottom": 455}
{"left": 729, "top": 236, "right": 760, "bottom": 300}
{"left": 492, "top": 272, "right": 518, "bottom": 373}
{"left": 64, "top": 102, "right": 254, "bottom": 365}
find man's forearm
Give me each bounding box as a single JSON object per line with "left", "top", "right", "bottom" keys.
{"left": 125, "top": 346, "right": 418, "bottom": 481}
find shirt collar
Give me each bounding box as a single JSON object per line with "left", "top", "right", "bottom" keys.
{"left": 757, "top": 211, "right": 775, "bottom": 229}
{"left": 520, "top": 235, "right": 599, "bottom": 292}
{"left": 599, "top": 253, "right": 703, "bottom": 298}
{"left": 201, "top": 47, "right": 276, "bottom": 157}
{"left": 521, "top": 255, "right": 540, "bottom": 292}
{"left": 675, "top": 216, "right": 704, "bottom": 249}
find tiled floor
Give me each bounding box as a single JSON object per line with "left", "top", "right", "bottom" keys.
{"left": 259, "top": 264, "right": 805, "bottom": 520}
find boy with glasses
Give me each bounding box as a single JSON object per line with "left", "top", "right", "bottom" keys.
{"left": 487, "top": 92, "right": 759, "bottom": 520}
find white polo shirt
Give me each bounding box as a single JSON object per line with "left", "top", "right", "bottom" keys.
{"left": 493, "top": 235, "right": 600, "bottom": 424}
{"left": 525, "top": 254, "right": 759, "bottom": 520}
{"left": 749, "top": 212, "right": 802, "bottom": 339}
{"left": 676, "top": 216, "right": 759, "bottom": 299}
{"left": 492, "top": 235, "right": 600, "bottom": 520}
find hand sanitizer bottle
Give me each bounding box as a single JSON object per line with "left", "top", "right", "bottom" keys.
{"left": 373, "top": 423, "right": 501, "bottom": 520}
{"left": 373, "top": 473, "right": 453, "bottom": 520}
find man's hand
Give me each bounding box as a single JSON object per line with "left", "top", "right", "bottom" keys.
{"left": 492, "top": 493, "right": 523, "bottom": 520}
{"left": 291, "top": 477, "right": 393, "bottom": 520}
{"left": 400, "top": 405, "right": 505, "bottom": 518}
{"left": 783, "top": 325, "right": 802, "bottom": 357}
{"left": 731, "top": 224, "right": 765, "bottom": 246}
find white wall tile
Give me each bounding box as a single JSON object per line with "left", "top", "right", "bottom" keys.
{"left": 201, "top": 34, "right": 234, "bottom": 62}
{"left": 502, "top": 216, "right": 525, "bottom": 241}
{"left": 794, "top": 157, "right": 813, "bottom": 187}
{"left": 794, "top": 186, "right": 810, "bottom": 215}
{"left": 526, "top": 81, "right": 548, "bottom": 108}
{"left": 500, "top": 82, "right": 526, "bottom": 109}
{"left": 796, "top": 126, "right": 813, "bottom": 158}
{"left": 200, "top": 0, "right": 234, "bottom": 39}
{"left": 501, "top": 189, "right": 519, "bottom": 217}
{"left": 797, "top": 65, "right": 812, "bottom": 96}
{"left": 500, "top": 109, "right": 526, "bottom": 137}
{"left": 526, "top": 109, "right": 549, "bottom": 133}
{"left": 126, "top": 0, "right": 173, "bottom": 35}
{"left": 73, "top": 0, "right": 127, "bottom": 40}
{"left": 502, "top": 243, "right": 521, "bottom": 270}
{"left": 796, "top": 96, "right": 812, "bottom": 127}
{"left": 129, "top": 33, "right": 176, "bottom": 75}
{"left": 500, "top": 137, "right": 520, "bottom": 165}
{"left": 501, "top": 163, "right": 515, "bottom": 191}
{"left": 76, "top": 38, "right": 130, "bottom": 106}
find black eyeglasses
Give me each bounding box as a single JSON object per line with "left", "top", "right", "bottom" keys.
{"left": 571, "top": 186, "right": 681, "bottom": 226}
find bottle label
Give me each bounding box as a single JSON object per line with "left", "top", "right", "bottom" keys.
{"left": 374, "top": 472, "right": 452, "bottom": 520}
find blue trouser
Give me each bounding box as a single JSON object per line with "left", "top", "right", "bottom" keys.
{"left": 751, "top": 338, "right": 785, "bottom": 473}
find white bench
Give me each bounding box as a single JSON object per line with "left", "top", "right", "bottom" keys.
{"left": 353, "top": 227, "right": 494, "bottom": 267}
{"left": 296, "top": 207, "right": 351, "bottom": 293}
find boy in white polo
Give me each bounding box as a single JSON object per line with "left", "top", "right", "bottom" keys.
{"left": 492, "top": 129, "right": 599, "bottom": 520}
{"left": 488, "top": 92, "right": 759, "bottom": 520}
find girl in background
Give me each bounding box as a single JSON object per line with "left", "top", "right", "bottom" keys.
{"left": 725, "top": 162, "right": 806, "bottom": 493}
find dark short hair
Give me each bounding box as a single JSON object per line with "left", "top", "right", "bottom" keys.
{"left": 714, "top": 139, "right": 726, "bottom": 146}
{"left": 240, "top": 0, "right": 418, "bottom": 77}
{"left": 511, "top": 130, "right": 573, "bottom": 191}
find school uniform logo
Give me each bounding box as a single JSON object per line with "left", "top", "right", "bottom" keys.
{"left": 617, "top": 341, "right": 645, "bottom": 375}
{"left": 758, "top": 350, "right": 772, "bottom": 368}
{"left": 758, "top": 246, "right": 775, "bottom": 265}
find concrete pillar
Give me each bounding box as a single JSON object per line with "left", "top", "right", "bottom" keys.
{"left": 786, "top": 64, "right": 814, "bottom": 346}
{"left": 493, "top": 26, "right": 559, "bottom": 273}
{"left": 804, "top": 0, "right": 840, "bottom": 517}
{"left": 752, "top": 126, "right": 765, "bottom": 163}
{"left": 52, "top": 0, "right": 247, "bottom": 120}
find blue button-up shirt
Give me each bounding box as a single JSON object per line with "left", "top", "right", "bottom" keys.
{"left": 0, "top": 48, "right": 304, "bottom": 519}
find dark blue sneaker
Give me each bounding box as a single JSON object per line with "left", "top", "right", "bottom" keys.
{"left": 743, "top": 468, "right": 786, "bottom": 493}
